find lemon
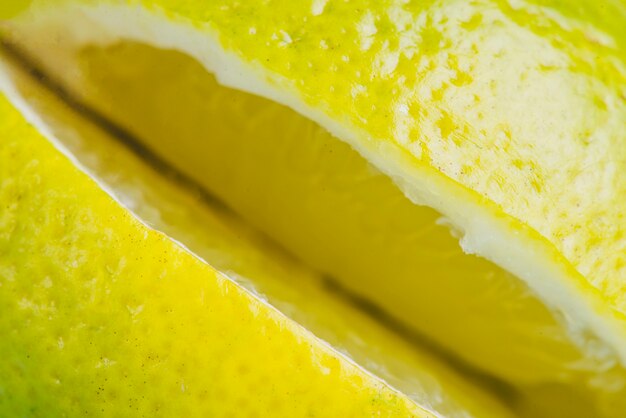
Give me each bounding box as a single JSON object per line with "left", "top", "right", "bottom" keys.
{"left": 1, "top": 0, "right": 626, "bottom": 416}
{"left": 0, "top": 50, "right": 518, "bottom": 417}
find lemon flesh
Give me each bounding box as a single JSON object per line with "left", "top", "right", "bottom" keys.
{"left": 0, "top": 50, "right": 524, "bottom": 417}
{"left": 1, "top": 0, "right": 626, "bottom": 416}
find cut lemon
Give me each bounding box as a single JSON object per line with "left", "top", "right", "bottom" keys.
{"left": 0, "top": 48, "right": 517, "bottom": 417}
{"left": 1, "top": 0, "right": 625, "bottom": 416}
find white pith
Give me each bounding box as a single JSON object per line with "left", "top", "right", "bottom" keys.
{"left": 4, "top": 0, "right": 626, "bottom": 382}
